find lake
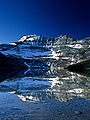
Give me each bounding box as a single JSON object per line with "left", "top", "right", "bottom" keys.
{"left": 0, "top": 68, "right": 90, "bottom": 120}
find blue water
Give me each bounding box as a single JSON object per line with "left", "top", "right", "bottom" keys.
{"left": 0, "top": 69, "right": 90, "bottom": 120}
{"left": 0, "top": 69, "right": 89, "bottom": 102}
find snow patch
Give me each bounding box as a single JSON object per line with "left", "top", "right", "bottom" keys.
{"left": 18, "top": 36, "right": 27, "bottom": 42}
{"left": 67, "top": 88, "right": 84, "bottom": 93}
{"left": 66, "top": 44, "right": 83, "bottom": 49}
{"left": 10, "top": 43, "right": 17, "bottom": 46}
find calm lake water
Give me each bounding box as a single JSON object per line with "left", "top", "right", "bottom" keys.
{"left": 0, "top": 69, "right": 90, "bottom": 120}
{"left": 0, "top": 68, "right": 90, "bottom": 102}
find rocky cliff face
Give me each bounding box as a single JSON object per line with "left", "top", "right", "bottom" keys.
{"left": 0, "top": 34, "right": 90, "bottom": 68}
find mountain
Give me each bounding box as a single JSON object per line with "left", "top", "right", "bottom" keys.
{"left": 0, "top": 35, "right": 53, "bottom": 59}
{"left": 0, "top": 35, "right": 90, "bottom": 102}
{"left": 0, "top": 34, "right": 90, "bottom": 69}
{"left": 0, "top": 52, "right": 27, "bottom": 69}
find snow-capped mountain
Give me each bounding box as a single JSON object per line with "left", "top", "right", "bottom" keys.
{"left": 0, "top": 34, "right": 90, "bottom": 103}
{"left": 18, "top": 34, "right": 55, "bottom": 47}
{"left": 0, "top": 35, "right": 54, "bottom": 59}
{"left": 0, "top": 34, "right": 90, "bottom": 68}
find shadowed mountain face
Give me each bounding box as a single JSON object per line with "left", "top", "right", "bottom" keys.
{"left": 0, "top": 52, "right": 27, "bottom": 69}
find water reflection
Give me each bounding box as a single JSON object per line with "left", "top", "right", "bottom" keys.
{"left": 0, "top": 69, "right": 26, "bottom": 83}
{"left": 0, "top": 68, "right": 90, "bottom": 102}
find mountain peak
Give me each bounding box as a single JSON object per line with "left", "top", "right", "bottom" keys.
{"left": 18, "top": 34, "right": 42, "bottom": 42}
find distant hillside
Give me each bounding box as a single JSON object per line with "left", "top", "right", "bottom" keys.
{"left": 67, "top": 60, "right": 90, "bottom": 77}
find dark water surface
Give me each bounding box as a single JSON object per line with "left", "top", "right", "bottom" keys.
{"left": 0, "top": 69, "right": 90, "bottom": 120}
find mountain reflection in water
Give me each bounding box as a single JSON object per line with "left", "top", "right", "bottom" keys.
{"left": 0, "top": 68, "right": 90, "bottom": 102}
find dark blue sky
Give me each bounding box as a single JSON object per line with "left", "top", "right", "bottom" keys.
{"left": 0, "top": 0, "right": 90, "bottom": 43}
